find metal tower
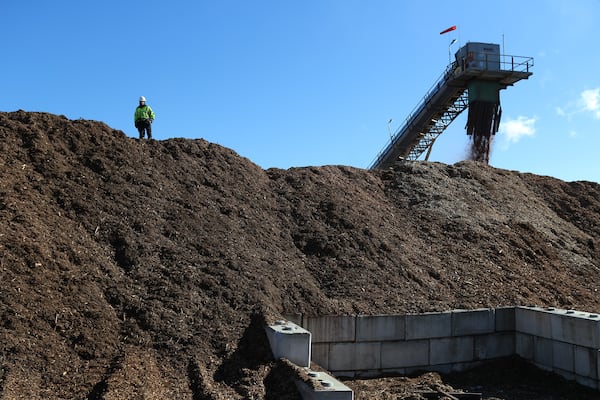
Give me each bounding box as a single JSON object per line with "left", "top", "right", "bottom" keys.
{"left": 369, "top": 42, "right": 533, "bottom": 170}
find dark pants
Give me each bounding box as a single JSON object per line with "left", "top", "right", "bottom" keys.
{"left": 135, "top": 119, "right": 152, "bottom": 139}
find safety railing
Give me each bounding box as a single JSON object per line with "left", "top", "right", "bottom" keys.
{"left": 368, "top": 61, "right": 459, "bottom": 169}
{"left": 500, "top": 54, "right": 534, "bottom": 73}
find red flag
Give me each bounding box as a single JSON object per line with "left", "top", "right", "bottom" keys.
{"left": 440, "top": 25, "right": 457, "bottom": 35}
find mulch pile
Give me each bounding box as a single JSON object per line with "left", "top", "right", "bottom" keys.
{"left": 1, "top": 111, "right": 599, "bottom": 399}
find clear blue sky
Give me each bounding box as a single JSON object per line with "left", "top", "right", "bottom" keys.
{"left": 2, "top": 1, "right": 600, "bottom": 182}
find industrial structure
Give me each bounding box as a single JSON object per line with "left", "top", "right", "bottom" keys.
{"left": 369, "top": 42, "right": 533, "bottom": 170}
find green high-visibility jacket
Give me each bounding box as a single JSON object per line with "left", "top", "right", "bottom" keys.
{"left": 134, "top": 105, "right": 155, "bottom": 122}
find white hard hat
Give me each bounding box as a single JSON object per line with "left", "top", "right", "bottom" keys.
{"left": 139, "top": 96, "right": 146, "bottom": 102}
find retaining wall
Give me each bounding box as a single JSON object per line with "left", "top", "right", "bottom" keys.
{"left": 291, "top": 306, "right": 600, "bottom": 390}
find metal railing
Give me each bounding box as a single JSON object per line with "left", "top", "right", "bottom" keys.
{"left": 500, "top": 54, "right": 534, "bottom": 73}
{"left": 368, "top": 61, "right": 458, "bottom": 169}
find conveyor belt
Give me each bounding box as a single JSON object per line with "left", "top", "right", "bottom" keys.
{"left": 369, "top": 53, "right": 533, "bottom": 170}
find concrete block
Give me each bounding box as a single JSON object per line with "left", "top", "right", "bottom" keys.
{"left": 515, "top": 333, "right": 534, "bottom": 360}
{"left": 574, "top": 346, "right": 597, "bottom": 379}
{"left": 551, "top": 310, "right": 600, "bottom": 348}
{"left": 328, "top": 342, "right": 380, "bottom": 371}
{"left": 311, "top": 343, "right": 330, "bottom": 370}
{"left": 452, "top": 309, "right": 495, "bottom": 336}
{"left": 380, "top": 367, "right": 407, "bottom": 376}
{"left": 597, "top": 349, "right": 600, "bottom": 382}
{"left": 328, "top": 343, "right": 354, "bottom": 371}
{"left": 452, "top": 360, "right": 485, "bottom": 373}
{"left": 356, "top": 314, "right": 405, "bottom": 342}
{"left": 332, "top": 370, "right": 355, "bottom": 379}
{"left": 427, "top": 361, "right": 486, "bottom": 375}
{"left": 283, "top": 313, "right": 303, "bottom": 327}
{"left": 406, "top": 311, "right": 451, "bottom": 340}
{"left": 295, "top": 369, "right": 354, "bottom": 400}
{"left": 515, "top": 306, "right": 552, "bottom": 339}
{"left": 265, "top": 320, "right": 311, "bottom": 367}
{"left": 552, "top": 341, "right": 574, "bottom": 372}
{"left": 495, "top": 307, "right": 516, "bottom": 332}
{"left": 475, "top": 332, "right": 515, "bottom": 360}
{"left": 406, "top": 364, "right": 446, "bottom": 376}
{"left": 532, "top": 362, "right": 553, "bottom": 373}
{"left": 575, "top": 375, "right": 599, "bottom": 391}
{"left": 354, "top": 342, "right": 381, "bottom": 370}
{"left": 432, "top": 360, "right": 486, "bottom": 374}
{"left": 533, "top": 336, "right": 553, "bottom": 370}
{"left": 430, "top": 336, "right": 474, "bottom": 365}
{"left": 306, "top": 316, "right": 355, "bottom": 343}
{"left": 353, "top": 370, "right": 383, "bottom": 379}
{"left": 427, "top": 363, "right": 453, "bottom": 375}
{"left": 381, "top": 340, "right": 429, "bottom": 369}
{"left": 553, "top": 367, "right": 575, "bottom": 382}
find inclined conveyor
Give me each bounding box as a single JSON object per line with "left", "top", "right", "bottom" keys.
{"left": 370, "top": 42, "right": 533, "bottom": 169}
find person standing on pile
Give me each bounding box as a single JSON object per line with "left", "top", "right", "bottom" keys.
{"left": 134, "top": 96, "right": 155, "bottom": 140}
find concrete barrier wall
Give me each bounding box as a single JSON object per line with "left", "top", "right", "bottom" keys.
{"left": 265, "top": 320, "right": 312, "bottom": 367}
{"left": 295, "top": 306, "right": 600, "bottom": 390}
{"left": 514, "top": 306, "right": 600, "bottom": 389}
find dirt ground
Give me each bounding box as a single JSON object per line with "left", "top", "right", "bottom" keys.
{"left": 1, "top": 111, "right": 600, "bottom": 399}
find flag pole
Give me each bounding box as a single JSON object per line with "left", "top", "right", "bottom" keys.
{"left": 440, "top": 25, "right": 458, "bottom": 64}
{"left": 448, "top": 38, "right": 457, "bottom": 64}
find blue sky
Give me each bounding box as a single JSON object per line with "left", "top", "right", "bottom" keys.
{"left": 2, "top": 1, "right": 600, "bottom": 182}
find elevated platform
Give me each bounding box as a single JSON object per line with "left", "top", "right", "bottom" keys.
{"left": 369, "top": 48, "right": 533, "bottom": 170}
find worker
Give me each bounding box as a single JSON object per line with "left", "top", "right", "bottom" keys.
{"left": 134, "top": 96, "right": 155, "bottom": 140}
